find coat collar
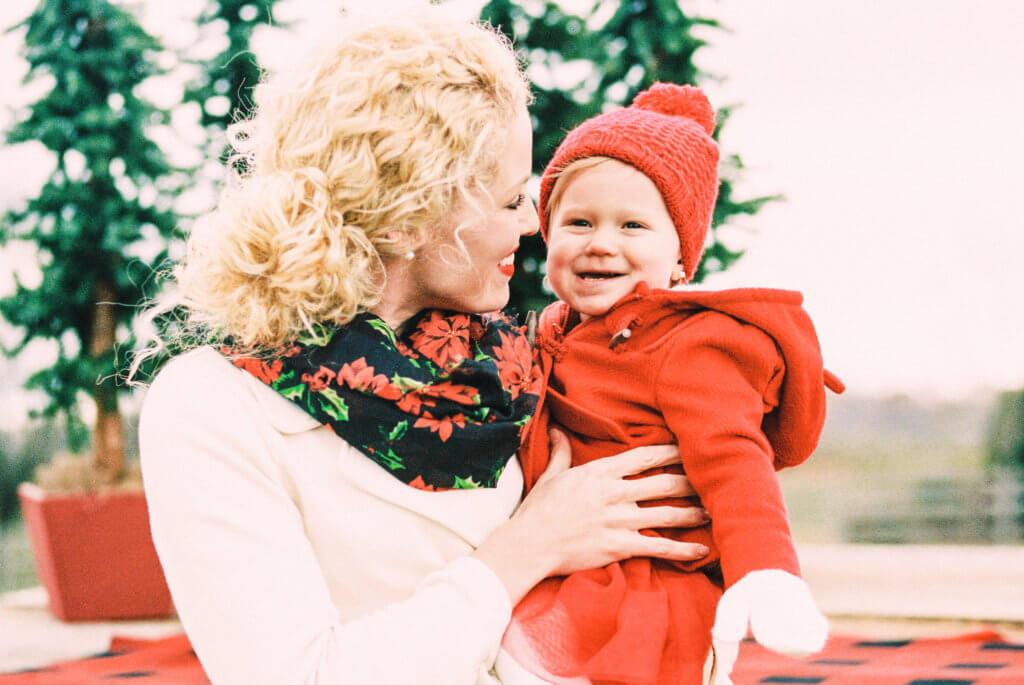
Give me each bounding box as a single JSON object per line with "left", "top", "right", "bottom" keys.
{"left": 242, "top": 371, "right": 323, "bottom": 434}
{"left": 537, "top": 281, "right": 662, "bottom": 348}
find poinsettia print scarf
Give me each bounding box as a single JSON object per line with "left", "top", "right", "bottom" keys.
{"left": 225, "top": 310, "right": 541, "bottom": 491}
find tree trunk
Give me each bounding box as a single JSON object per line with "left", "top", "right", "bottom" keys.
{"left": 90, "top": 279, "right": 124, "bottom": 477}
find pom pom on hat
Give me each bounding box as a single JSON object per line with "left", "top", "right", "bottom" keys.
{"left": 632, "top": 83, "right": 716, "bottom": 136}
{"left": 539, "top": 82, "right": 720, "bottom": 283}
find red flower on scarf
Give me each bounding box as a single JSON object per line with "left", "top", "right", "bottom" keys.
{"left": 409, "top": 311, "right": 472, "bottom": 369}
{"left": 408, "top": 475, "right": 438, "bottom": 492}
{"left": 339, "top": 358, "right": 401, "bottom": 399}
{"left": 414, "top": 412, "right": 467, "bottom": 442}
{"left": 493, "top": 329, "right": 537, "bottom": 400}
{"left": 396, "top": 391, "right": 437, "bottom": 415}
{"left": 416, "top": 381, "right": 480, "bottom": 406}
{"left": 302, "top": 366, "right": 336, "bottom": 391}
{"left": 232, "top": 356, "right": 284, "bottom": 385}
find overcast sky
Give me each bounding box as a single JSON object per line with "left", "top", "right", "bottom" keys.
{"left": 1, "top": 0, "right": 1022, "bottom": 425}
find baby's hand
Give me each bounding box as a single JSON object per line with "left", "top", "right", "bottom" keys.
{"left": 710, "top": 569, "right": 828, "bottom": 683}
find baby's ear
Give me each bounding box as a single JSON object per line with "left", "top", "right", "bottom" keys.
{"left": 670, "top": 256, "right": 687, "bottom": 287}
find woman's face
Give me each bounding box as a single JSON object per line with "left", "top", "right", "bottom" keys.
{"left": 397, "top": 107, "right": 538, "bottom": 319}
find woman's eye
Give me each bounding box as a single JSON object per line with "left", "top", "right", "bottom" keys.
{"left": 506, "top": 194, "right": 526, "bottom": 210}
{"left": 567, "top": 218, "right": 591, "bottom": 227}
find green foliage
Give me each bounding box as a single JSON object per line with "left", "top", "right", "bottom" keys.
{"left": 184, "top": 0, "right": 281, "bottom": 168}
{"left": 986, "top": 389, "right": 1024, "bottom": 475}
{"left": 478, "top": 0, "right": 778, "bottom": 312}
{"left": 0, "top": 0, "right": 182, "bottom": 427}
{"left": 0, "top": 432, "right": 31, "bottom": 528}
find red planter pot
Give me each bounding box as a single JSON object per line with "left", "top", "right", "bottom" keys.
{"left": 17, "top": 482, "right": 175, "bottom": 622}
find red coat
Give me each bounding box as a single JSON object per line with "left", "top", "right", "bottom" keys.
{"left": 512, "top": 283, "right": 843, "bottom": 685}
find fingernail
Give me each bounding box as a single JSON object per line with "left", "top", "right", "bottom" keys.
{"left": 700, "top": 510, "right": 712, "bottom": 523}
{"left": 697, "top": 545, "right": 710, "bottom": 556}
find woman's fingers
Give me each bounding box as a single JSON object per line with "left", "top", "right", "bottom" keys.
{"left": 599, "top": 442, "right": 681, "bottom": 477}
{"left": 632, "top": 504, "right": 710, "bottom": 530}
{"left": 630, "top": 535, "right": 710, "bottom": 562}
{"left": 509, "top": 435, "right": 710, "bottom": 580}
{"left": 623, "top": 472, "right": 698, "bottom": 501}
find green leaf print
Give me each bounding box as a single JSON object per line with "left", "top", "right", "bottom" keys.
{"left": 371, "top": 445, "right": 404, "bottom": 470}
{"left": 390, "top": 374, "right": 426, "bottom": 393}
{"left": 316, "top": 387, "right": 349, "bottom": 421}
{"left": 366, "top": 317, "right": 399, "bottom": 346}
{"left": 451, "top": 474, "right": 483, "bottom": 490}
{"left": 296, "top": 322, "right": 336, "bottom": 347}
{"left": 279, "top": 382, "right": 306, "bottom": 402}
{"left": 387, "top": 420, "right": 409, "bottom": 442}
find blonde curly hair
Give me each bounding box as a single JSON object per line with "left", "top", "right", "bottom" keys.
{"left": 142, "top": 13, "right": 530, "bottom": 359}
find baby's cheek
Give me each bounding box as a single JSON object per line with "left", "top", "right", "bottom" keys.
{"left": 544, "top": 247, "right": 572, "bottom": 295}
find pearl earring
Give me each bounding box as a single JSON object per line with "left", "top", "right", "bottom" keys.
{"left": 404, "top": 250, "right": 416, "bottom": 261}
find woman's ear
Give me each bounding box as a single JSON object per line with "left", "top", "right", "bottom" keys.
{"left": 383, "top": 230, "right": 423, "bottom": 261}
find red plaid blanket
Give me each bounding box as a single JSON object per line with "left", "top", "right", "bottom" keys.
{"left": 3, "top": 630, "right": 1023, "bottom": 683}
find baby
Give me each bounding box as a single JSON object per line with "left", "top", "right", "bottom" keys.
{"left": 500, "top": 84, "right": 844, "bottom": 685}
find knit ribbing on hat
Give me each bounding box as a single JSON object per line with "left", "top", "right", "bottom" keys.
{"left": 539, "top": 82, "right": 720, "bottom": 282}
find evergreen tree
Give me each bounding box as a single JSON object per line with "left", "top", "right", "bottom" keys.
{"left": 987, "top": 389, "right": 1024, "bottom": 474}
{"left": 0, "top": 0, "right": 180, "bottom": 477}
{"left": 986, "top": 389, "right": 1024, "bottom": 538}
{"left": 184, "top": 0, "right": 280, "bottom": 168}
{"left": 479, "top": 0, "right": 778, "bottom": 312}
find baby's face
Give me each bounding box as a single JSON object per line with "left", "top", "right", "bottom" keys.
{"left": 546, "top": 160, "right": 682, "bottom": 319}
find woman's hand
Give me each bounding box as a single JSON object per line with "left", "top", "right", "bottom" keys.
{"left": 473, "top": 428, "right": 710, "bottom": 604}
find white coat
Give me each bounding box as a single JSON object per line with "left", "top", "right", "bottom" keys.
{"left": 140, "top": 347, "right": 548, "bottom": 685}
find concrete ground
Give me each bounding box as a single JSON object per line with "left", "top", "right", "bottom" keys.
{"left": 2, "top": 543, "right": 1023, "bottom": 673}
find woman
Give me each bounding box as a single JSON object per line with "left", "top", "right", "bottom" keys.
{"left": 138, "top": 10, "right": 709, "bottom": 685}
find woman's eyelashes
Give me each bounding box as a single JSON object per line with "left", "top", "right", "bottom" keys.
{"left": 505, "top": 193, "right": 527, "bottom": 210}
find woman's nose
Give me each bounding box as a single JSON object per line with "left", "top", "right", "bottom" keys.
{"left": 521, "top": 197, "right": 540, "bottom": 236}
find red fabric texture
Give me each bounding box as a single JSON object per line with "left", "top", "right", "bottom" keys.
{"left": 538, "top": 83, "right": 720, "bottom": 281}
{"left": 0, "top": 634, "right": 208, "bottom": 684}
{"left": 513, "top": 284, "right": 842, "bottom": 684}
{"left": 6, "top": 629, "right": 1024, "bottom": 684}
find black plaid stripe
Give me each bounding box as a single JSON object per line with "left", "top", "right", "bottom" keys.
{"left": 104, "top": 671, "right": 156, "bottom": 679}
{"left": 812, "top": 659, "right": 865, "bottom": 665}
{"left": 855, "top": 639, "right": 914, "bottom": 648}
{"left": 981, "top": 642, "right": 1024, "bottom": 651}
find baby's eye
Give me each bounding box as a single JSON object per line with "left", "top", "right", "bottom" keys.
{"left": 623, "top": 221, "right": 647, "bottom": 230}
{"left": 505, "top": 193, "right": 526, "bottom": 210}
{"left": 567, "top": 218, "right": 591, "bottom": 227}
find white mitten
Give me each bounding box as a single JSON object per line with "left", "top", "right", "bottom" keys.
{"left": 709, "top": 569, "right": 828, "bottom": 684}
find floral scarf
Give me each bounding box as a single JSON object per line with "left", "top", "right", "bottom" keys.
{"left": 225, "top": 310, "right": 541, "bottom": 491}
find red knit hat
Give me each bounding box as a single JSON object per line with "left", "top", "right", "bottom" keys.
{"left": 539, "top": 83, "right": 720, "bottom": 282}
